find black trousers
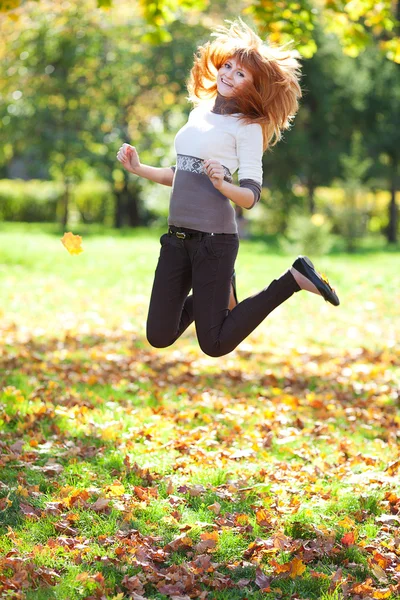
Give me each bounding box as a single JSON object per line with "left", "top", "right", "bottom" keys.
{"left": 146, "top": 226, "right": 301, "bottom": 357}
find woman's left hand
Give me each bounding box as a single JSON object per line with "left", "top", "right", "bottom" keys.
{"left": 204, "top": 159, "right": 224, "bottom": 190}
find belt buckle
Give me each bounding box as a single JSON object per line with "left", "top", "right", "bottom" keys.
{"left": 176, "top": 231, "right": 186, "bottom": 239}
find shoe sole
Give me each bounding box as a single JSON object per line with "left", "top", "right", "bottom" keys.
{"left": 292, "top": 256, "right": 340, "bottom": 306}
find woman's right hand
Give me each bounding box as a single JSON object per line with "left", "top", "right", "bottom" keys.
{"left": 116, "top": 143, "right": 141, "bottom": 174}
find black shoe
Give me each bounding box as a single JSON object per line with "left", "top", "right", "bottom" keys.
{"left": 292, "top": 256, "right": 340, "bottom": 306}
{"left": 231, "top": 270, "right": 238, "bottom": 305}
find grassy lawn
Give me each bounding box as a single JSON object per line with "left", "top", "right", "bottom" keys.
{"left": 1, "top": 222, "right": 400, "bottom": 599}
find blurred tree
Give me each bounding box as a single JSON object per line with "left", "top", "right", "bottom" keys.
{"left": 2, "top": 0, "right": 399, "bottom": 63}
{"left": 0, "top": 5, "right": 95, "bottom": 228}
{"left": 0, "top": 0, "right": 205, "bottom": 227}
{"left": 261, "top": 27, "right": 372, "bottom": 229}
{"left": 361, "top": 51, "right": 400, "bottom": 243}
{"left": 332, "top": 130, "right": 373, "bottom": 251}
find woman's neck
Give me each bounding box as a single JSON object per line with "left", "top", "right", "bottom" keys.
{"left": 211, "top": 92, "right": 239, "bottom": 115}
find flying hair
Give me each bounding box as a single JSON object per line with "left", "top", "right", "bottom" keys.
{"left": 186, "top": 17, "right": 303, "bottom": 152}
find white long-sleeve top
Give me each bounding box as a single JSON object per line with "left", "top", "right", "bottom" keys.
{"left": 174, "top": 102, "right": 263, "bottom": 184}
{"left": 168, "top": 101, "right": 264, "bottom": 234}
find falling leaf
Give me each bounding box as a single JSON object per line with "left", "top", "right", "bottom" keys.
{"left": 61, "top": 232, "right": 84, "bottom": 255}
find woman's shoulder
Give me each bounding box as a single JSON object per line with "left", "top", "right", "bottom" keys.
{"left": 236, "top": 119, "right": 263, "bottom": 139}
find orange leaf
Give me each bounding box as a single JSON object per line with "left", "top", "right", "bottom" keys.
{"left": 200, "top": 531, "right": 219, "bottom": 544}
{"left": 341, "top": 531, "right": 355, "bottom": 546}
{"left": 270, "top": 558, "right": 291, "bottom": 574}
{"left": 61, "top": 232, "right": 83, "bottom": 255}
{"left": 352, "top": 578, "right": 374, "bottom": 594}
{"left": 195, "top": 531, "right": 219, "bottom": 553}
{"left": 207, "top": 502, "right": 221, "bottom": 515}
{"left": 372, "top": 551, "right": 391, "bottom": 569}
{"left": 256, "top": 508, "right": 271, "bottom": 527}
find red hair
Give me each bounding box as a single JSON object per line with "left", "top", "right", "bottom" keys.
{"left": 186, "top": 17, "right": 303, "bottom": 152}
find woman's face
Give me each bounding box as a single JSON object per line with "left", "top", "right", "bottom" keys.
{"left": 217, "top": 56, "right": 254, "bottom": 97}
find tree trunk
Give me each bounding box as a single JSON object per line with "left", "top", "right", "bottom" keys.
{"left": 127, "top": 191, "right": 140, "bottom": 226}
{"left": 387, "top": 173, "right": 398, "bottom": 244}
{"left": 114, "top": 190, "right": 124, "bottom": 228}
{"left": 308, "top": 185, "right": 315, "bottom": 214}
{"left": 62, "top": 178, "right": 70, "bottom": 229}
{"left": 306, "top": 173, "right": 316, "bottom": 214}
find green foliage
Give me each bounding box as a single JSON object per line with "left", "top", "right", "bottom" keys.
{"left": 326, "top": 131, "right": 374, "bottom": 251}
{"left": 0, "top": 179, "right": 117, "bottom": 225}
{"left": 328, "top": 204, "right": 369, "bottom": 252}
{"left": 279, "top": 213, "right": 335, "bottom": 256}
{"left": 72, "top": 180, "right": 115, "bottom": 225}
{"left": 0, "top": 180, "right": 61, "bottom": 222}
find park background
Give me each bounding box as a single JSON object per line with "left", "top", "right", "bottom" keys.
{"left": 0, "top": 0, "right": 400, "bottom": 599}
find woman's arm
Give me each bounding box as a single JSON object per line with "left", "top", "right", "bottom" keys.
{"left": 217, "top": 180, "right": 255, "bottom": 209}
{"left": 203, "top": 159, "right": 260, "bottom": 209}
{"left": 131, "top": 164, "right": 174, "bottom": 187}
{"left": 117, "top": 143, "right": 175, "bottom": 187}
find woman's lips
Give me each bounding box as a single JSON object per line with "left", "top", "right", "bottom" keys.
{"left": 221, "top": 77, "right": 233, "bottom": 88}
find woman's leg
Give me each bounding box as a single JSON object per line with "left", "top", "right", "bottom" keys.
{"left": 192, "top": 235, "right": 300, "bottom": 357}
{"left": 146, "top": 233, "right": 194, "bottom": 348}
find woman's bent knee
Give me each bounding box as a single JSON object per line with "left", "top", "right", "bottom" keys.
{"left": 198, "top": 341, "right": 229, "bottom": 358}
{"left": 146, "top": 326, "right": 174, "bottom": 349}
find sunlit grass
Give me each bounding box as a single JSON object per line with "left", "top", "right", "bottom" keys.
{"left": 1, "top": 223, "right": 400, "bottom": 599}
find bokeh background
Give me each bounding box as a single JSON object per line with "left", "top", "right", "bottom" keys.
{"left": 1, "top": 2, "right": 400, "bottom": 599}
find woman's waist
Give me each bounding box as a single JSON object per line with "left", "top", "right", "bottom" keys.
{"left": 167, "top": 224, "right": 238, "bottom": 238}
{"left": 175, "top": 154, "right": 233, "bottom": 183}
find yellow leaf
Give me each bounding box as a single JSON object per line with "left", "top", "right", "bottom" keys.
{"left": 17, "top": 485, "right": 29, "bottom": 498}
{"left": 101, "top": 427, "right": 117, "bottom": 441}
{"left": 370, "top": 562, "right": 389, "bottom": 583}
{"left": 289, "top": 556, "right": 307, "bottom": 578}
{"left": 372, "top": 589, "right": 392, "bottom": 599}
{"left": 338, "top": 515, "right": 355, "bottom": 529}
{"left": 106, "top": 484, "right": 125, "bottom": 497}
{"left": 61, "top": 232, "right": 84, "bottom": 255}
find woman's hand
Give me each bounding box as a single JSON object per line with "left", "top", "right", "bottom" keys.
{"left": 116, "top": 143, "right": 141, "bottom": 174}
{"left": 204, "top": 159, "right": 224, "bottom": 190}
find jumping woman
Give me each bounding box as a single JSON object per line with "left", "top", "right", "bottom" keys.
{"left": 117, "top": 17, "right": 340, "bottom": 358}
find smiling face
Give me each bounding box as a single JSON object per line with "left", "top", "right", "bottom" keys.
{"left": 217, "top": 55, "right": 254, "bottom": 97}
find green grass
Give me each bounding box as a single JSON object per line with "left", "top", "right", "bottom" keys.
{"left": 1, "top": 222, "right": 400, "bottom": 599}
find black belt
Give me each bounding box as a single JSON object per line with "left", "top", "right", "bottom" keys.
{"left": 168, "top": 226, "right": 236, "bottom": 240}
